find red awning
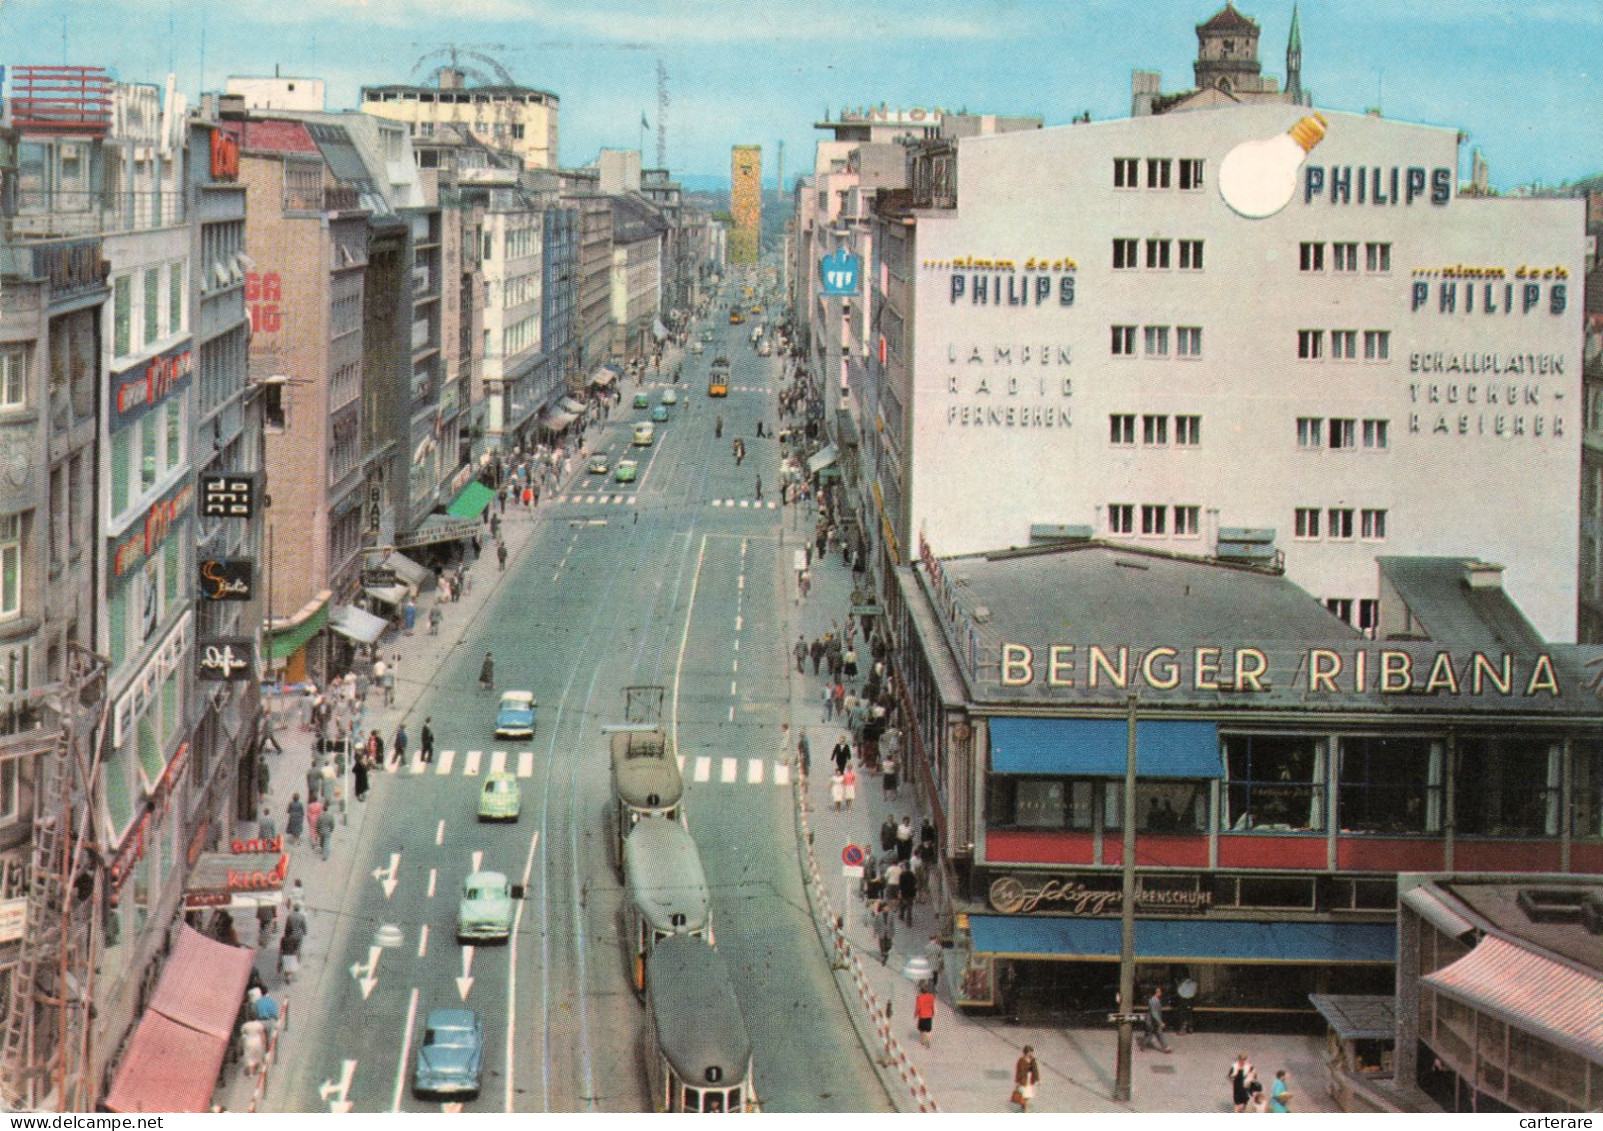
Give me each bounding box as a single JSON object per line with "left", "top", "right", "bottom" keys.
{"left": 102, "top": 926, "right": 255, "bottom": 1113}
{"left": 147, "top": 925, "right": 256, "bottom": 1040}
{"left": 1424, "top": 934, "right": 1603, "bottom": 1060}
{"left": 102, "top": 1012, "right": 227, "bottom": 1114}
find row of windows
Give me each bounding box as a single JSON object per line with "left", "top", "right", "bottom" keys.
{"left": 1299, "top": 241, "right": 1392, "bottom": 273}
{"left": 1109, "top": 414, "right": 1202, "bottom": 446}
{"left": 1113, "top": 157, "right": 1205, "bottom": 191}
{"left": 1296, "top": 417, "right": 1390, "bottom": 450}
{"left": 502, "top": 312, "right": 540, "bottom": 359}
{"left": 499, "top": 271, "right": 540, "bottom": 309}
{"left": 112, "top": 261, "right": 187, "bottom": 363}
{"left": 1107, "top": 503, "right": 1201, "bottom": 537}
{"left": 110, "top": 401, "right": 186, "bottom": 521}
{"left": 992, "top": 735, "right": 1598, "bottom": 839}
{"left": 1297, "top": 329, "right": 1391, "bottom": 361}
{"left": 1111, "top": 325, "right": 1203, "bottom": 358}
{"left": 1111, "top": 238, "right": 1205, "bottom": 272}
{"left": 1294, "top": 507, "right": 1389, "bottom": 540}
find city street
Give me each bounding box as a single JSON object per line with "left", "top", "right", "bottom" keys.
{"left": 241, "top": 314, "right": 889, "bottom": 1113}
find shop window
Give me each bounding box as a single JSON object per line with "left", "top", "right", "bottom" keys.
{"left": 1223, "top": 734, "right": 1326, "bottom": 832}
{"left": 1338, "top": 736, "right": 1442, "bottom": 834}
{"left": 987, "top": 777, "right": 1093, "bottom": 830}
{"left": 1456, "top": 738, "right": 1560, "bottom": 837}
{"left": 1105, "top": 781, "right": 1209, "bottom": 833}
{"left": 1574, "top": 740, "right": 1603, "bottom": 839}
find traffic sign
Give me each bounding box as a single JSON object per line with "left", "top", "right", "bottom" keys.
{"left": 841, "top": 844, "right": 865, "bottom": 867}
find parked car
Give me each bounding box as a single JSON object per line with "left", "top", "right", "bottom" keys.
{"left": 633, "top": 423, "right": 656, "bottom": 446}
{"left": 477, "top": 772, "right": 521, "bottom": 822}
{"left": 587, "top": 453, "right": 611, "bottom": 475}
{"left": 614, "top": 459, "right": 639, "bottom": 484}
{"left": 494, "top": 690, "right": 536, "bottom": 739}
{"left": 413, "top": 1009, "right": 483, "bottom": 1098}
{"left": 457, "top": 871, "right": 514, "bottom": 942}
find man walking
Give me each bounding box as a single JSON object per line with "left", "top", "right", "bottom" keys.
{"left": 1141, "top": 985, "right": 1173, "bottom": 1053}
{"left": 793, "top": 635, "right": 807, "bottom": 673}
{"left": 497, "top": 539, "right": 508, "bottom": 572}
{"left": 315, "top": 806, "right": 335, "bottom": 862}
{"left": 420, "top": 718, "right": 435, "bottom": 764}
{"left": 393, "top": 723, "right": 409, "bottom": 770}
{"left": 810, "top": 636, "right": 825, "bottom": 675}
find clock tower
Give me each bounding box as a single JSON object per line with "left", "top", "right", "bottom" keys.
{"left": 1193, "top": 2, "right": 1266, "bottom": 96}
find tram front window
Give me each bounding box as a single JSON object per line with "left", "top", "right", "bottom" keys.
{"left": 682, "top": 1086, "right": 700, "bottom": 1112}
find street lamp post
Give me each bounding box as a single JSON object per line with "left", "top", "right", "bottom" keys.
{"left": 1113, "top": 692, "right": 1139, "bottom": 1101}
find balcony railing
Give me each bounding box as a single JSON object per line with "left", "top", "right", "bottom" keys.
{"left": 7, "top": 190, "right": 186, "bottom": 239}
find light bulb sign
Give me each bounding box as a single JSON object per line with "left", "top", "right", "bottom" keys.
{"left": 1218, "top": 113, "right": 1328, "bottom": 219}
{"left": 819, "top": 249, "right": 861, "bottom": 296}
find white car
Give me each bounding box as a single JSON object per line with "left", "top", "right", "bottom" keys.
{"left": 633, "top": 422, "right": 656, "bottom": 446}
{"left": 688, "top": 340, "right": 704, "bottom": 355}
{"left": 662, "top": 388, "right": 679, "bottom": 405}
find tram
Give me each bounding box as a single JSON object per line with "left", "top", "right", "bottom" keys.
{"left": 622, "top": 818, "right": 713, "bottom": 992}
{"left": 643, "top": 935, "right": 756, "bottom": 1113}
{"left": 608, "top": 725, "right": 684, "bottom": 875}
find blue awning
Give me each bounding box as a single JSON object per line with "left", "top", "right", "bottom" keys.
{"left": 989, "top": 717, "right": 1222, "bottom": 778}
{"left": 968, "top": 915, "right": 1395, "bottom": 964}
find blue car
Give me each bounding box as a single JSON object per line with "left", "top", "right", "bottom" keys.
{"left": 495, "top": 690, "right": 536, "bottom": 739}
{"left": 650, "top": 404, "right": 670, "bottom": 422}
{"left": 414, "top": 1009, "right": 483, "bottom": 1098}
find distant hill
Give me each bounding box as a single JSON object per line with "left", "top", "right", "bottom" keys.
{"left": 677, "top": 174, "right": 730, "bottom": 194}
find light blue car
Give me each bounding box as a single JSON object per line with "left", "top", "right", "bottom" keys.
{"left": 413, "top": 1009, "right": 483, "bottom": 1098}
{"left": 495, "top": 690, "right": 536, "bottom": 739}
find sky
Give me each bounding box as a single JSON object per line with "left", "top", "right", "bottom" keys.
{"left": 8, "top": 0, "right": 1603, "bottom": 191}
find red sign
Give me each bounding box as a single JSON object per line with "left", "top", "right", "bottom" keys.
{"left": 246, "top": 271, "right": 283, "bottom": 334}
{"left": 210, "top": 126, "right": 239, "bottom": 180}
{"left": 842, "top": 844, "right": 865, "bottom": 867}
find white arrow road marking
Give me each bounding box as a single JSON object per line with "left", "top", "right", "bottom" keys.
{"left": 418, "top": 923, "right": 430, "bottom": 959}
{"left": 747, "top": 759, "right": 764, "bottom": 784}
{"left": 435, "top": 821, "right": 445, "bottom": 847}
{"left": 721, "top": 758, "right": 738, "bottom": 783}
{"left": 457, "top": 945, "right": 476, "bottom": 1000}
{"left": 463, "top": 751, "right": 482, "bottom": 776}
{"left": 436, "top": 749, "right": 456, "bottom": 775}
{"left": 471, "top": 849, "right": 483, "bottom": 873}
{"left": 319, "top": 1058, "right": 357, "bottom": 1112}
{"left": 349, "top": 946, "right": 381, "bottom": 1000}
{"left": 372, "top": 853, "right": 401, "bottom": 899}
{"left": 391, "top": 988, "right": 419, "bottom": 1113}
{"left": 490, "top": 750, "right": 508, "bottom": 774}
{"left": 775, "top": 762, "right": 791, "bottom": 786}
{"left": 694, "top": 756, "right": 711, "bottom": 782}
{"left": 517, "top": 751, "right": 534, "bottom": 778}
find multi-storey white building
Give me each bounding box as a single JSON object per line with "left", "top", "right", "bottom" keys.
{"left": 870, "top": 103, "right": 1585, "bottom": 642}
{"left": 481, "top": 195, "right": 545, "bottom": 442}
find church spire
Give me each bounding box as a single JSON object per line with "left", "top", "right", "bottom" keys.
{"left": 1286, "top": 3, "right": 1304, "bottom": 103}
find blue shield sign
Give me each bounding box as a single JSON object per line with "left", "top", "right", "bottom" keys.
{"left": 819, "top": 249, "right": 861, "bottom": 296}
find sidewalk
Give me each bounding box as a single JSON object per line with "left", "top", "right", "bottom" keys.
{"left": 771, "top": 495, "right": 1339, "bottom": 1115}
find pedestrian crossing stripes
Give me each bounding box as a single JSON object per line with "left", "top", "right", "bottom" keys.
{"left": 682, "top": 755, "right": 790, "bottom": 787}
{"left": 556, "top": 493, "right": 637, "bottom": 505}
{"left": 380, "top": 750, "right": 790, "bottom": 787}
{"left": 548, "top": 494, "right": 779, "bottom": 510}
{"left": 709, "top": 499, "right": 778, "bottom": 510}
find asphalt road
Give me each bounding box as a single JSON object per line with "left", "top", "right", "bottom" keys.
{"left": 270, "top": 308, "right": 890, "bottom": 1113}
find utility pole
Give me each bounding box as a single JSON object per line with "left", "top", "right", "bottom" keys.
{"left": 1113, "top": 693, "right": 1139, "bottom": 1101}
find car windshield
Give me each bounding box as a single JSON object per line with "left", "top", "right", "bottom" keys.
{"left": 500, "top": 696, "right": 527, "bottom": 712}
{"left": 486, "top": 780, "right": 513, "bottom": 794}
{"left": 465, "top": 884, "right": 503, "bottom": 900}
{"left": 426, "top": 1027, "right": 472, "bottom": 1048}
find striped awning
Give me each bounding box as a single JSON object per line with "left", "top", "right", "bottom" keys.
{"left": 1423, "top": 935, "right": 1603, "bottom": 1061}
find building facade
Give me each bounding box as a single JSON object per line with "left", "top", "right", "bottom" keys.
{"left": 868, "top": 103, "right": 1585, "bottom": 644}
{"left": 887, "top": 539, "right": 1603, "bottom": 1022}
{"left": 361, "top": 69, "right": 559, "bottom": 171}
{"left": 731, "top": 145, "right": 762, "bottom": 264}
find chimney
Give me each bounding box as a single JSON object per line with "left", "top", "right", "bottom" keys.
{"left": 1464, "top": 561, "right": 1504, "bottom": 590}
{"left": 439, "top": 68, "right": 465, "bottom": 91}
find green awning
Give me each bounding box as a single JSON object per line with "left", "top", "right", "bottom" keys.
{"left": 446, "top": 480, "right": 495, "bottom": 519}
{"left": 267, "top": 604, "right": 328, "bottom": 662}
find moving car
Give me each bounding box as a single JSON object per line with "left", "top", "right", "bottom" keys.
{"left": 477, "top": 772, "right": 521, "bottom": 822}
{"left": 457, "top": 871, "right": 514, "bottom": 942}
{"left": 650, "top": 404, "right": 669, "bottom": 422}
{"left": 413, "top": 1009, "right": 483, "bottom": 1099}
{"left": 614, "top": 459, "right": 639, "bottom": 484}
{"left": 633, "top": 392, "right": 650, "bottom": 409}
{"left": 494, "top": 690, "right": 536, "bottom": 739}
{"left": 661, "top": 388, "right": 679, "bottom": 405}
{"left": 688, "top": 340, "right": 703, "bottom": 355}
{"left": 758, "top": 340, "right": 772, "bottom": 357}
{"left": 633, "top": 423, "right": 656, "bottom": 446}
{"left": 587, "top": 453, "right": 611, "bottom": 475}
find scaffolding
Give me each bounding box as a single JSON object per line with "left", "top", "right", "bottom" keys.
{"left": 0, "top": 645, "right": 108, "bottom": 1112}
